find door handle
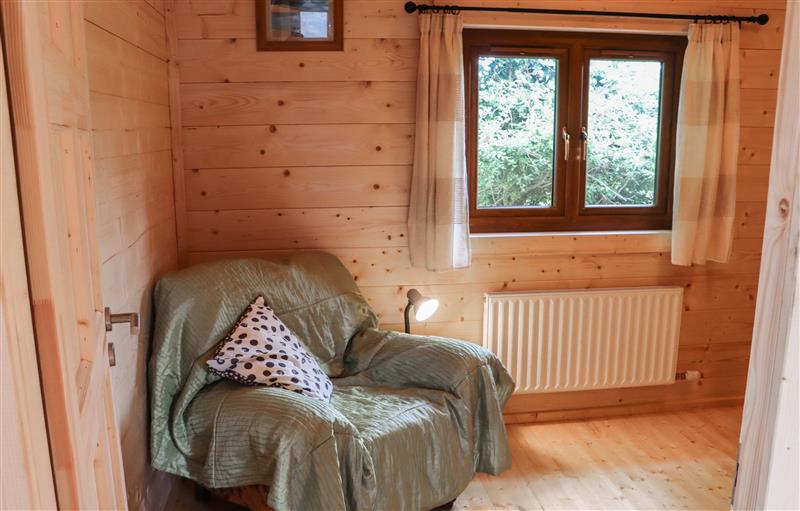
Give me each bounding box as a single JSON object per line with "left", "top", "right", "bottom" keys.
{"left": 104, "top": 307, "right": 139, "bottom": 336}
{"left": 562, "top": 126, "right": 570, "bottom": 161}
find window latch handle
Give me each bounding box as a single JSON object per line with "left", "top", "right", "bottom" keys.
{"left": 580, "top": 127, "right": 588, "bottom": 161}
{"left": 562, "top": 126, "right": 570, "bottom": 161}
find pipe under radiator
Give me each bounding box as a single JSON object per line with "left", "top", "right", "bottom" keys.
{"left": 483, "top": 287, "right": 684, "bottom": 394}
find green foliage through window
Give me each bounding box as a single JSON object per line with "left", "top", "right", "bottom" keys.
{"left": 586, "top": 60, "right": 662, "bottom": 206}
{"left": 477, "top": 56, "right": 556, "bottom": 209}
{"left": 476, "top": 56, "right": 663, "bottom": 209}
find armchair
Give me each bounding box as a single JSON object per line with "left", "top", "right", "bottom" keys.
{"left": 149, "top": 253, "right": 513, "bottom": 511}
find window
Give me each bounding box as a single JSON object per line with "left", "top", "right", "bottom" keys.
{"left": 464, "top": 30, "right": 686, "bottom": 233}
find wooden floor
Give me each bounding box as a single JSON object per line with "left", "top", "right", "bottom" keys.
{"left": 168, "top": 406, "right": 742, "bottom": 511}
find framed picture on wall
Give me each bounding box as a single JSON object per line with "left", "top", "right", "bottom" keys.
{"left": 255, "top": 0, "right": 343, "bottom": 51}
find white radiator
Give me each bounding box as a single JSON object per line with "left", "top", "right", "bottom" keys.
{"left": 483, "top": 287, "right": 684, "bottom": 394}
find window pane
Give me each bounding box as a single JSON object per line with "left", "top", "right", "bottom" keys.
{"left": 585, "top": 59, "right": 663, "bottom": 207}
{"left": 477, "top": 56, "right": 557, "bottom": 208}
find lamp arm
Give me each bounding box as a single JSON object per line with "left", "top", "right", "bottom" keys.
{"left": 404, "top": 301, "right": 413, "bottom": 334}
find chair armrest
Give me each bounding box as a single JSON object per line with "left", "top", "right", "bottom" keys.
{"left": 343, "top": 328, "right": 514, "bottom": 403}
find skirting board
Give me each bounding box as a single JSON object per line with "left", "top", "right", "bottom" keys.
{"left": 504, "top": 396, "right": 744, "bottom": 425}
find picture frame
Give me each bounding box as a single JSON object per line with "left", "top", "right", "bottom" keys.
{"left": 255, "top": 0, "right": 343, "bottom": 51}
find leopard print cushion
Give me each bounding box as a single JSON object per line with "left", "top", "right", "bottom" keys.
{"left": 206, "top": 296, "right": 333, "bottom": 401}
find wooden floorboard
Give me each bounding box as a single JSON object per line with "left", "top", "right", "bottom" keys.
{"left": 166, "top": 406, "right": 742, "bottom": 511}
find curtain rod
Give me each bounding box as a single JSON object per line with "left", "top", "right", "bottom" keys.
{"left": 403, "top": 2, "right": 770, "bottom": 26}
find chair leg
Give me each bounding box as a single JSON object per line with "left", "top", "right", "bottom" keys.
{"left": 432, "top": 499, "right": 456, "bottom": 510}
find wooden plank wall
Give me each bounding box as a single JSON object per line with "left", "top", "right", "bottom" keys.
{"left": 83, "top": 0, "right": 178, "bottom": 509}
{"left": 173, "top": 0, "right": 785, "bottom": 421}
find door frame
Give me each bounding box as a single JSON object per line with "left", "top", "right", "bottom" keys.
{"left": 0, "top": 17, "right": 58, "bottom": 510}
{"left": 734, "top": 0, "right": 800, "bottom": 508}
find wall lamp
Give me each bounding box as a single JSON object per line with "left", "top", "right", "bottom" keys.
{"left": 404, "top": 288, "right": 439, "bottom": 334}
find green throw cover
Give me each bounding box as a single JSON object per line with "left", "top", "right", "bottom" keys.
{"left": 149, "top": 252, "right": 514, "bottom": 511}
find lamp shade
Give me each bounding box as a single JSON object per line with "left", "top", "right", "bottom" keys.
{"left": 406, "top": 288, "right": 439, "bottom": 322}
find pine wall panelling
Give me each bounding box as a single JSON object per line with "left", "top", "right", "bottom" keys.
{"left": 174, "top": 0, "right": 786, "bottom": 421}
{"left": 84, "top": 0, "right": 178, "bottom": 508}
